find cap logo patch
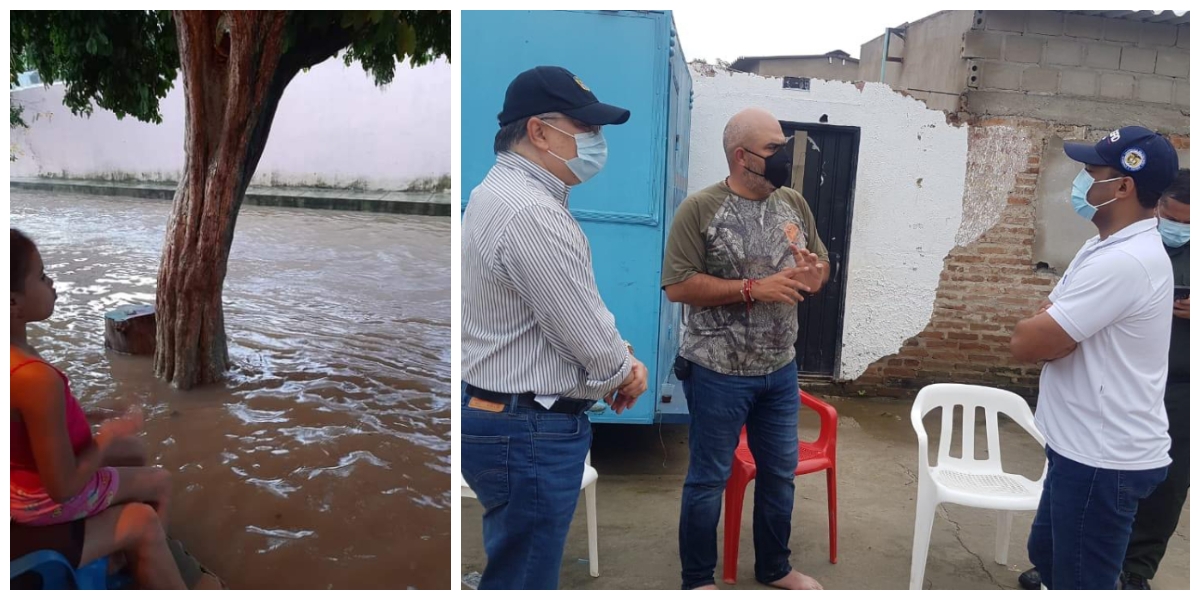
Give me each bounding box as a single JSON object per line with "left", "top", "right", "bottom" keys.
{"left": 1122, "top": 147, "right": 1146, "bottom": 172}
{"left": 574, "top": 76, "right": 590, "bottom": 91}
{"left": 1109, "top": 130, "right": 1121, "bottom": 143}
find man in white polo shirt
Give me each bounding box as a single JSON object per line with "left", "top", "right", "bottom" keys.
{"left": 1010, "top": 126, "right": 1178, "bottom": 590}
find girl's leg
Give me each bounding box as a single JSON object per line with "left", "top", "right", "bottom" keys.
{"left": 109, "top": 467, "right": 172, "bottom": 522}
{"left": 79, "top": 503, "right": 185, "bottom": 590}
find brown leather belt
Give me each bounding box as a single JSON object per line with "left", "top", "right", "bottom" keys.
{"left": 465, "top": 384, "right": 596, "bottom": 415}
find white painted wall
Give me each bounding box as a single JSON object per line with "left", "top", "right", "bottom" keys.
{"left": 10, "top": 58, "right": 449, "bottom": 191}
{"left": 688, "top": 65, "right": 969, "bottom": 380}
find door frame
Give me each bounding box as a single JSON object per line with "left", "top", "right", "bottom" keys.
{"left": 779, "top": 121, "right": 861, "bottom": 379}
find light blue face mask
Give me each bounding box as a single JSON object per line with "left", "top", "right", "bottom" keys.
{"left": 545, "top": 121, "right": 608, "bottom": 184}
{"left": 1071, "top": 170, "right": 1123, "bottom": 221}
{"left": 1158, "top": 217, "right": 1190, "bottom": 248}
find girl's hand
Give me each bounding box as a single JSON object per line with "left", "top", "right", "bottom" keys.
{"left": 98, "top": 406, "right": 144, "bottom": 441}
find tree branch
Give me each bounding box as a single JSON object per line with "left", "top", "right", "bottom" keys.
{"left": 284, "top": 26, "right": 354, "bottom": 75}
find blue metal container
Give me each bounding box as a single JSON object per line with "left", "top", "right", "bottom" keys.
{"left": 462, "top": 10, "right": 693, "bottom": 424}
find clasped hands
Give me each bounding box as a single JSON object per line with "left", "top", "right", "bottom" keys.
{"left": 748, "top": 244, "right": 825, "bottom": 305}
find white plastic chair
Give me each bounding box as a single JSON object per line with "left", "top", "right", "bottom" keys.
{"left": 460, "top": 451, "right": 600, "bottom": 577}
{"left": 909, "top": 384, "right": 1046, "bottom": 590}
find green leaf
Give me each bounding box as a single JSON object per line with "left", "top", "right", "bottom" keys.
{"left": 12, "top": 10, "right": 180, "bottom": 123}
{"left": 400, "top": 23, "right": 416, "bottom": 58}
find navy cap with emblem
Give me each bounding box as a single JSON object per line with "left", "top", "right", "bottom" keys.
{"left": 498, "top": 66, "right": 631, "bottom": 127}
{"left": 1064, "top": 126, "right": 1180, "bottom": 197}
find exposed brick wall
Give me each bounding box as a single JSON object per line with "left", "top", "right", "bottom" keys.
{"left": 844, "top": 117, "right": 1052, "bottom": 400}
{"left": 829, "top": 117, "right": 1191, "bottom": 403}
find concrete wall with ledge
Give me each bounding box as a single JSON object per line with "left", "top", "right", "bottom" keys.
{"left": 10, "top": 58, "right": 450, "bottom": 192}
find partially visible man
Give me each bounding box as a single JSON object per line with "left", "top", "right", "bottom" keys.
{"left": 1120, "top": 167, "right": 1190, "bottom": 589}
{"left": 1010, "top": 127, "right": 1178, "bottom": 589}
{"left": 663, "top": 108, "right": 828, "bottom": 591}
{"left": 460, "top": 66, "right": 649, "bottom": 590}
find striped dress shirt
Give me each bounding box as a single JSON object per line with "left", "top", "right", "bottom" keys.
{"left": 461, "top": 152, "right": 631, "bottom": 402}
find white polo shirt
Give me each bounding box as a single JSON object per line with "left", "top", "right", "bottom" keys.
{"left": 1037, "top": 218, "right": 1173, "bottom": 471}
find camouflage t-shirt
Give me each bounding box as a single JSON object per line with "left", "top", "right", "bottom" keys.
{"left": 662, "top": 181, "right": 829, "bottom": 377}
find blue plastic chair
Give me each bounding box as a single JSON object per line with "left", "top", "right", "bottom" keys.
{"left": 10, "top": 550, "right": 130, "bottom": 590}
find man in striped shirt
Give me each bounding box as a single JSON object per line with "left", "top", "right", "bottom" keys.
{"left": 461, "top": 66, "right": 649, "bottom": 590}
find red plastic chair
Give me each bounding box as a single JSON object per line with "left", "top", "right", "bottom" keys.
{"left": 722, "top": 390, "right": 838, "bottom": 584}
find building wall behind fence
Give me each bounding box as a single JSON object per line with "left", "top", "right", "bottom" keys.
{"left": 751, "top": 57, "right": 860, "bottom": 82}
{"left": 688, "top": 65, "right": 969, "bottom": 381}
{"left": 10, "top": 58, "right": 450, "bottom": 191}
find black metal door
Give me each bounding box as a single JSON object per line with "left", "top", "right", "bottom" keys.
{"left": 781, "top": 123, "right": 860, "bottom": 378}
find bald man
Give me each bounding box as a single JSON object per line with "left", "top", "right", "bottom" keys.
{"left": 662, "top": 108, "right": 829, "bottom": 590}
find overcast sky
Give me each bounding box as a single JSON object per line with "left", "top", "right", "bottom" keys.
{"left": 673, "top": 6, "right": 937, "bottom": 63}
{"left": 672, "top": 8, "right": 1189, "bottom": 64}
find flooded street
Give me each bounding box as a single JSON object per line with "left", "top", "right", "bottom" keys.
{"left": 11, "top": 190, "right": 451, "bottom": 589}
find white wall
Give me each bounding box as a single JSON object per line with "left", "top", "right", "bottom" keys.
{"left": 10, "top": 58, "right": 449, "bottom": 191}
{"left": 689, "top": 66, "right": 969, "bottom": 380}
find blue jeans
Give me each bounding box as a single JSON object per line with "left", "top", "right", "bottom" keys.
{"left": 679, "top": 360, "right": 799, "bottom": 589}
{"left": 1027, "top": 446, "right": 1168, "bottom": 589}
{"left": 460, "top": 383, "right": 592, "bottom": 590}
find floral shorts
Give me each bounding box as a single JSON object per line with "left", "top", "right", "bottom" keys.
{"left": 11, "top": 467, "right": 120, "bottom": 526}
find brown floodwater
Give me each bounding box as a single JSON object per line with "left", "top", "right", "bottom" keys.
{"left": 10, "top": 190, "right": 451, "bottom": 589}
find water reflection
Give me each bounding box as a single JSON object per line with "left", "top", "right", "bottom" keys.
{"left": 10, "top": 191, "right": 450, "bottom": 589}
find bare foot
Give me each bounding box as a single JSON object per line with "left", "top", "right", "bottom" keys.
{"left": 768, "top": 571, "right": 823, "bottom": 590}
{"left": 691, "top": 584, "right": 718, "bottom": 590}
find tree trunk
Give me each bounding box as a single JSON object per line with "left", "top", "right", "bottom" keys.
{"left": 155, "top": 11, "right": 352, "bottom": 389}
{"left": 154, "top": 11, "right": 292, "bottom": 389}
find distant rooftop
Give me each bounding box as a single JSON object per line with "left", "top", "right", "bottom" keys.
{"left": 730, "top": 50, "right": 857, "bottom": 72}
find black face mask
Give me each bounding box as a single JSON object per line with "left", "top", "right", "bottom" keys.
{"left": 744, "top": 146, "right": 792, "bottom": 189}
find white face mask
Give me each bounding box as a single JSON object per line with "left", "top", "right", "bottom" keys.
{"left": 1070, "top": 170, "right": 1123, "bottom": 221}
{"left": 543, "top": 121, "right": 608, "bottom": 184}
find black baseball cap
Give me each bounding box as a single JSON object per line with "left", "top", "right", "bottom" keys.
{"left": 497, "top": 66, "right": 631, "bottom": 127}
{"left": 1064, "top": 126, "right": 1180, "bottom": 197}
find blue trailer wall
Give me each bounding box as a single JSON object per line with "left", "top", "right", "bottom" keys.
{"left": 462, "top": 10, "right": 692, "bottom": 424}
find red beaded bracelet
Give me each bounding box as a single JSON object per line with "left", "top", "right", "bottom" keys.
{"left": 743, "top": 278, "right": 756, "bottom": 314}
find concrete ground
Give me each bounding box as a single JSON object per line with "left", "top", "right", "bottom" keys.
{"left": 462, "top": 395, "right": 1190, "bottom": 590}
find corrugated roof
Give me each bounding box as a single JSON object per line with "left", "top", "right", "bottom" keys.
{"left": 1063, "top": 10, "right": 1189, "bottom": 25}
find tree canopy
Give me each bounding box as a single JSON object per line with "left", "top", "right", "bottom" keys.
{"left": 10, "top": 10, "right": 451, "bottom": 124}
